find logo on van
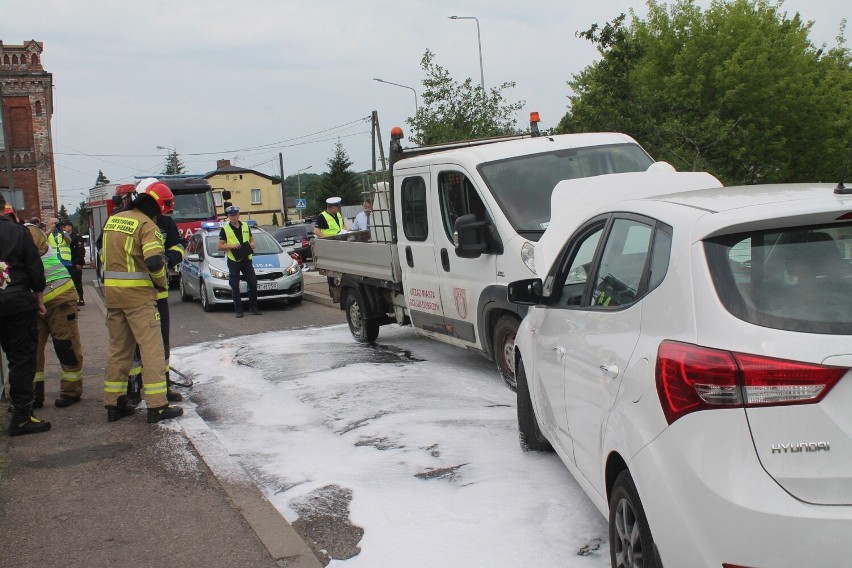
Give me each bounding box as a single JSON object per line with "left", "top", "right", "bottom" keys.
{"left": 454, "top": 288, "right": 468, "bottom": 319}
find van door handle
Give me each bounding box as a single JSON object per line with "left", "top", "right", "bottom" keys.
{"left": 600, "top": 364, "right": 619, "bottom": 378}
{"left": 553, "top": 346, "right": 565, "bottom": 358}
{"left": 405, "top": 246, "right": 413, "bottom": 267}
{"left": 440, "top": 248, "right": 450, "bottom": 272}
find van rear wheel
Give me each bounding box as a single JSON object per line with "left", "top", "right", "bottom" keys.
{"left": 493, "top": 315, "right": 520, "bottom": 391}
{"left": 345, "top": 288, "right": 378, "bottom": 343}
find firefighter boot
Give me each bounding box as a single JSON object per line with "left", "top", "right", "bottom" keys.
{"left": 147, "top": 404, "right": 184, "bottom": 424}
{"left": 106, "top": 395, "right": 135, "bottom": 423}
{"left": 9, "top": 403, "right": 52, "bottom": 436}
{"left": 33, "top": 381, "right": 45, "bottom": 409}
{"left": 166, "top": 373, "right": 182, "bottom": 402}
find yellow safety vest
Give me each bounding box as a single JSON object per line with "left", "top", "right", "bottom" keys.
{"left": 318, "top": 210, "right": 344, "bottom": 237}
{"left": 48, "top": 231, "right": 72, "bottom": 263}
{"left": 41, "top": 241, "right": 76, "bottom": 303}
{"left": 223, "top": 222, "right": 252, "bottom": 261}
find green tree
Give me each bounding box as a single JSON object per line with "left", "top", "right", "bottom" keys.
{"left": 163, "top": 151, "right": 186, "bottom": 175}
{"left": 95, "top": 170, "right": 110, "bottom": 186}
{"left": 58, "top": 204, "right": 69, "bottom": 222}
{"left": 320, "top": 141, "right": 360, "bottom": 205}
{"left": 72, "top": 200, "right": 89, "bottom": 236}
{"left": 407, "top": 49, "right": 526, "bottom": 145}
{"left": 562, "top": 0, "right": 852, "bottom": 185}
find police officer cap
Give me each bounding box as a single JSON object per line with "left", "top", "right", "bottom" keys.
{"left": 326, "top": 197, "right": 342, "bottom": 206}
{"left": 225, "top": 205, "right": 241, "bottom": 215}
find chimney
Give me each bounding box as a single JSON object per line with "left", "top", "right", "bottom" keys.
{"left": 217, "top": 159, "right": 231, "bottom": 169}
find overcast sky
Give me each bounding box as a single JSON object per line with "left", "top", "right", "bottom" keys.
{"left": 3, "top": 0, "right": 847, "bottom": 210}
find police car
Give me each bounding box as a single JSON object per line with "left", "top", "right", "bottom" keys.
{"left": 179, "top": 221, "right": 303, "bottom": 311}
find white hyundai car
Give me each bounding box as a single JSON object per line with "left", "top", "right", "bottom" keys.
{"left": 509, "top": 174, "right": 851, "bottom": 567}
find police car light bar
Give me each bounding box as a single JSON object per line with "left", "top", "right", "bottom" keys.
{"left": 201, "top": 222, "right": 221, "bottom": 230}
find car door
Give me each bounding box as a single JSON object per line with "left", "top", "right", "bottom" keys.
{"left": 183, "top": 233, "right": 203, "bottom": 296}
{"left": 561, "top": 215, "right": 665, "bottom": 495}
{"left": 530, "top": 220, "right": 607, "bottom": 459}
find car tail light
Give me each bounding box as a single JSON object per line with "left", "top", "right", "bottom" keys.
{"left": 656, "top": 341, "right": 847, "bottom": 424}
{"left": 301, "top": 238, "right": 310, "bottom": 248}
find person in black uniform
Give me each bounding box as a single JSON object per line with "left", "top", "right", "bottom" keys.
{"left": 0, "top": 195, "right": 51, "bottom": 436}
{"left": 63, "top": 220, "right": 86, "bottom": 306}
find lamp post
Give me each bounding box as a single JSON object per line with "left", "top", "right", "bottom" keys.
{"left": 448, "top": 16, "right": 484, "bottom": 92}
{"left": 156, "top": 145, "right": 178, "bottom": 174}
{"left": 373, "top": 78, "right": 419, "bottom": 116}
{"left": 297, "top": 165, "right": 312, "bottom": 217}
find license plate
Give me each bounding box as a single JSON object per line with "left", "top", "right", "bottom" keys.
{"left": 258, "top": 282, "right": 277, "bottom": 291}
{"left": 282, "top": 239, "right": 295, "bottom": 246}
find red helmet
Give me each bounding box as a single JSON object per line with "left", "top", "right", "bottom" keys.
{"left": 136, "top": 178, "right": 174, "bottom": 215}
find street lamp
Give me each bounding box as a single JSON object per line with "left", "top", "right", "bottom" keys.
{"left": 373, "top": 78, "right": 419, "bottom": 116}
{"left": 448, "top": 16, "right": 484, "bottom": 93}
{"left": 297, "top": 166, "right": 312, "bottom": 216}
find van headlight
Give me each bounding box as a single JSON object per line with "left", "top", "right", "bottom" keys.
{"left": 521, "top": 242, "right": 536, "bottom": 274}
{"left": 286, "top": 263, "right": 301, "bottom": 276}
{"left": 209, "top": 266, "right": 229, "bottom": 280}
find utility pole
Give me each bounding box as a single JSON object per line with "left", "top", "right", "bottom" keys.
{"left": 279, "top": 152, "right": 287, "bottom": 223}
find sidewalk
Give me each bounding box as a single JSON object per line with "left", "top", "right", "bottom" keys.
{"left": 0, "top": 274, "right": 329, "bottom": 568}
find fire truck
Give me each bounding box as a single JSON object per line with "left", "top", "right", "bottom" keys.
{"left": 86, "top": 175, "right": 221, "bottom": 279}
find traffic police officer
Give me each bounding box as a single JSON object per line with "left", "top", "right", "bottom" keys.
{"left": 101, "top": 181, "right": 183, "bottom": 423}
{"left": 313, "top": 197, "right": 345, "bottom": 237}
{"left": 217, "top": 205, "right": 260, "bottom": 318}
{"left": 25, "top": 220, "right": 85, "bottom": 408}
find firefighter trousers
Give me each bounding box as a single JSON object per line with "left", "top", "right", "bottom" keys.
{"left": 104, "top": 301, "right": 167, "bottom": 409}
{"left": 0, "top": 308, "right": 37, "bottom": 407}
{"left": 36, "top": 300, "right": 84, "bottom": 399}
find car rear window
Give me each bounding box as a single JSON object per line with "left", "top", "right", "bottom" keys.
{"left": 274, "top": 226, "right": 312, "bottom": 240}
{"left": 705, "top": 223, "right": 852, "bottom": 334}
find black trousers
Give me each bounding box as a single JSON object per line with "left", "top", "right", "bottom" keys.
{"left": 227, "top": 257, "right": 258, "bottom": 313}
{"left": 0, "top": 309, "right": 37, "bottom": 406}
{"left": 66, "top": 263, "right": 83, "bottom": 299}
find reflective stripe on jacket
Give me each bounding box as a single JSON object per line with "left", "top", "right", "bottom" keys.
{"left": 48, "top": 231, "right": 72, "bottom": 263}
{"left": 223, "top": 222, "right": 252, "bottom": 262}
{"left": 318, "top": 210, "right": 344, "bottom": 237}
{"left": 102, "top": 209, "right": 166, "bottom": 309}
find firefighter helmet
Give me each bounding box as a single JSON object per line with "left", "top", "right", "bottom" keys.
{"left": 135, "top": 178, "right": 174, "bottom": 215}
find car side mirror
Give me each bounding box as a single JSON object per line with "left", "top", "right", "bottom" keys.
{"left": 507, "top": 278, "right": 544, "bottom": 305}
{"left": 186, "top": 253, "right": 200, "bottom": 262}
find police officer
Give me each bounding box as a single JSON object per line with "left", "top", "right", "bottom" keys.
{"left": 313, "top": 197, "right": 345, "bottom": 237}
{"left": 48, "top": 217, "right": 74, "bottom": 274}
{"left": 217, "top": 205, "right": 260, "bottom": 318}
{"left": 62, "top": 220, "right": 86, "bottom": 306}
{"left": 24, "top": 219, "right": 85, "bottom": 408}
{"left": 101, "top": 181, "right": 183, "bottom": 423}
{"left": 0, "top": 196, "right": 51, "bottom": 436}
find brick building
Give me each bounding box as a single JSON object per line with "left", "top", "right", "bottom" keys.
{"left": 0, "top": 40, "right": 57, "bottom": 221}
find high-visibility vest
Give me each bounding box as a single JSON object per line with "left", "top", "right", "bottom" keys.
{"left": 48, "top": 231, "right": 72, "bottom": 263}
{"left": 41, "top": 241, "right": 75, "bottom": 303}
{"left": 223, "top": 222, "right": 252, "bottom": 261}
{"left": 318, "top": 210, "right": 344, "bottom": 237}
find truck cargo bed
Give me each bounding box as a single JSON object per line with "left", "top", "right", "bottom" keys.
{"left": 313, "top": 238, "right": 400, "bottom": 283}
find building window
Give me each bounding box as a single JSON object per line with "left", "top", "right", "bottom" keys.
{"left": 213, "top": 191, "right": 223, "bottom": 207}
{"left": 0, "top": 188, "right": 25, "bottom": 210}
{"left": 251, "top": 188, "right": 261, "bottom": 204}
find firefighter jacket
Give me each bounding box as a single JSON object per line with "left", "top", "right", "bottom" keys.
{"left": 317, "top": 210, "right": 344, "bottom": 237}
{"left": 48, "top": 230, "right": 72, "bottom": 264}
{"left": 0, "top": 214, "right": 46, "bottom": 316}
{"left": 101, "top": 208, "right": 166, "bottom": 308}
{"left": 26, "top": 225, "right": 77, "bottom": 305}
{"left": 222, "top": 221, "right": 252, "bottom": 262}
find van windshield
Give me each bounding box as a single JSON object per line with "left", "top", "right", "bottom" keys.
{"left": 478, "top": 143, "right": 654, "bottom": 236}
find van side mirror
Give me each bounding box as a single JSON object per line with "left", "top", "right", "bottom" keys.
{"left": 455, "top": 213, "right": 503, "bottom": 258}
{"left": 507, "top": 278, "right": 544, "bottom": 305}
{"left": 111, "top": 195, "right": 122, "bottom": 206}
{"left": 222, "top": 190, "right": 232, "bottom": 200}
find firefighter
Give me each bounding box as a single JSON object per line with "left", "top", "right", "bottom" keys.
{"left": 1, "top": 196, "right": 51, "bottom": 436}
{"left": 101, "top": 180, "right": 183, "bottom": 423}
{"left": 24, "top": 219, "right": 85, "bottom": 408}
{"left": 125, "top": 178, "right": 185, "bottom": 404}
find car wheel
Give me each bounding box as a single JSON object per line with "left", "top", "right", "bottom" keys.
{"left": 345, "top": 288, "right": 379, "bottom": 343}
{"left": 493, "top": 315, "right": 521, "bottom": 391}
{"left": 610, "top": 471, "right": 661, "bottom": 568}
{"left": 200, "top": 279, "right": 213, "bottom": 312}
{"left": 516, "top": 357, "right": 553, "bottom": 452}
{"left": 179, "top": 275, "right": 192, "bottom": 301}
